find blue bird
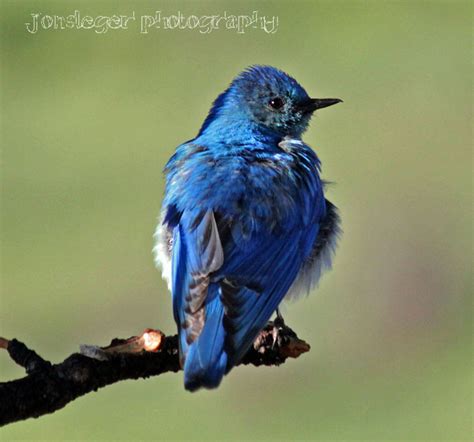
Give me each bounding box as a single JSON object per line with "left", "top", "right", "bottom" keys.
{"left": 154, "top": 65, "right": 342, "bottom": 391}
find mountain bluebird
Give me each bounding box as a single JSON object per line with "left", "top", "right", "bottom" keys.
{"left": 154, "top": 65, "right": 342, "bottom": 391}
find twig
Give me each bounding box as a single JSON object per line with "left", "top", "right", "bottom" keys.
{"left": 0, "top": 321, "right": 309, "bottom": 427}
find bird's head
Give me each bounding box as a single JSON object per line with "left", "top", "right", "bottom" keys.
{"left": 199, "top": 65, "right": 342, "bottom": 140}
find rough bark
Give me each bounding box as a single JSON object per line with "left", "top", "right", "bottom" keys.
{"left": 0, "top": 321, "right": 309, "bottom": 427}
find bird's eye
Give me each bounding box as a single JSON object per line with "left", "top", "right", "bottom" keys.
{"left": 268, "top": 97, "right": 284, "bottom": 110}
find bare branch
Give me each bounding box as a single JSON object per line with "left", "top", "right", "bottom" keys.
{"left": 0, "top": 321, "right": 309, "bottom": 427}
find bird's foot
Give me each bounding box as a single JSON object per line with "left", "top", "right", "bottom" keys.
{"left": 275, "top": 308, "right": 285, "bottom": 327}
{"left": 249, "top": 314, "right": 310, "bottom": 363}
{"left": 271, "top": 309, "right": 286, "bottom": 349}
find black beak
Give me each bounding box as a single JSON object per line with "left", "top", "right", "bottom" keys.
{"left": 299, "top": 98, "right": 343, "bottom": 113}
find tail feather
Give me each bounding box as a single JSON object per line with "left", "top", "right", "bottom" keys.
{"left": 183, "top": 284, "right": 228, "bottom": 391}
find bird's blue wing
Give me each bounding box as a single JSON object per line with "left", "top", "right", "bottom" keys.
{"left": 170, "top": 209, "right": 224, "bottom": 367}
{"left": 218, "top": 220, "right": 320, "bottom": 367}
{"left": 170, "top": 206, "right": 321, "bottom": 387}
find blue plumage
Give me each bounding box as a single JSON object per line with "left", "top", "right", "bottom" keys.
{"left": 154, "top": 66, "right": 342, "bottom": 391}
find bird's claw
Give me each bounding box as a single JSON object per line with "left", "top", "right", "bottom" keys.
{"left": 271, "top": 309, "right": 286, "bottom": 349}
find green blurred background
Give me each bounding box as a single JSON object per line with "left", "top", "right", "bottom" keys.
{"left": 1, "top": 0, "right": 471, "bottom": 440}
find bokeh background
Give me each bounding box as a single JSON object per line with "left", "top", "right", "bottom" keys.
{"left": 1, "top": 0, "right": 472, "bottom": 440}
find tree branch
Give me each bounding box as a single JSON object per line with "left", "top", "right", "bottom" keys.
{"left": 0, "top": 320, "right": 310, "bottom": 427}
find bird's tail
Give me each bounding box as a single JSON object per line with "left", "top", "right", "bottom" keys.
{"left": 182, "top": 284, "right": 228, "bottom": 391}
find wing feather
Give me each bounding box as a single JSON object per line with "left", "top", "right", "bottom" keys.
{"left": 172, "top": 209, "right": 224, "bottom": 362}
